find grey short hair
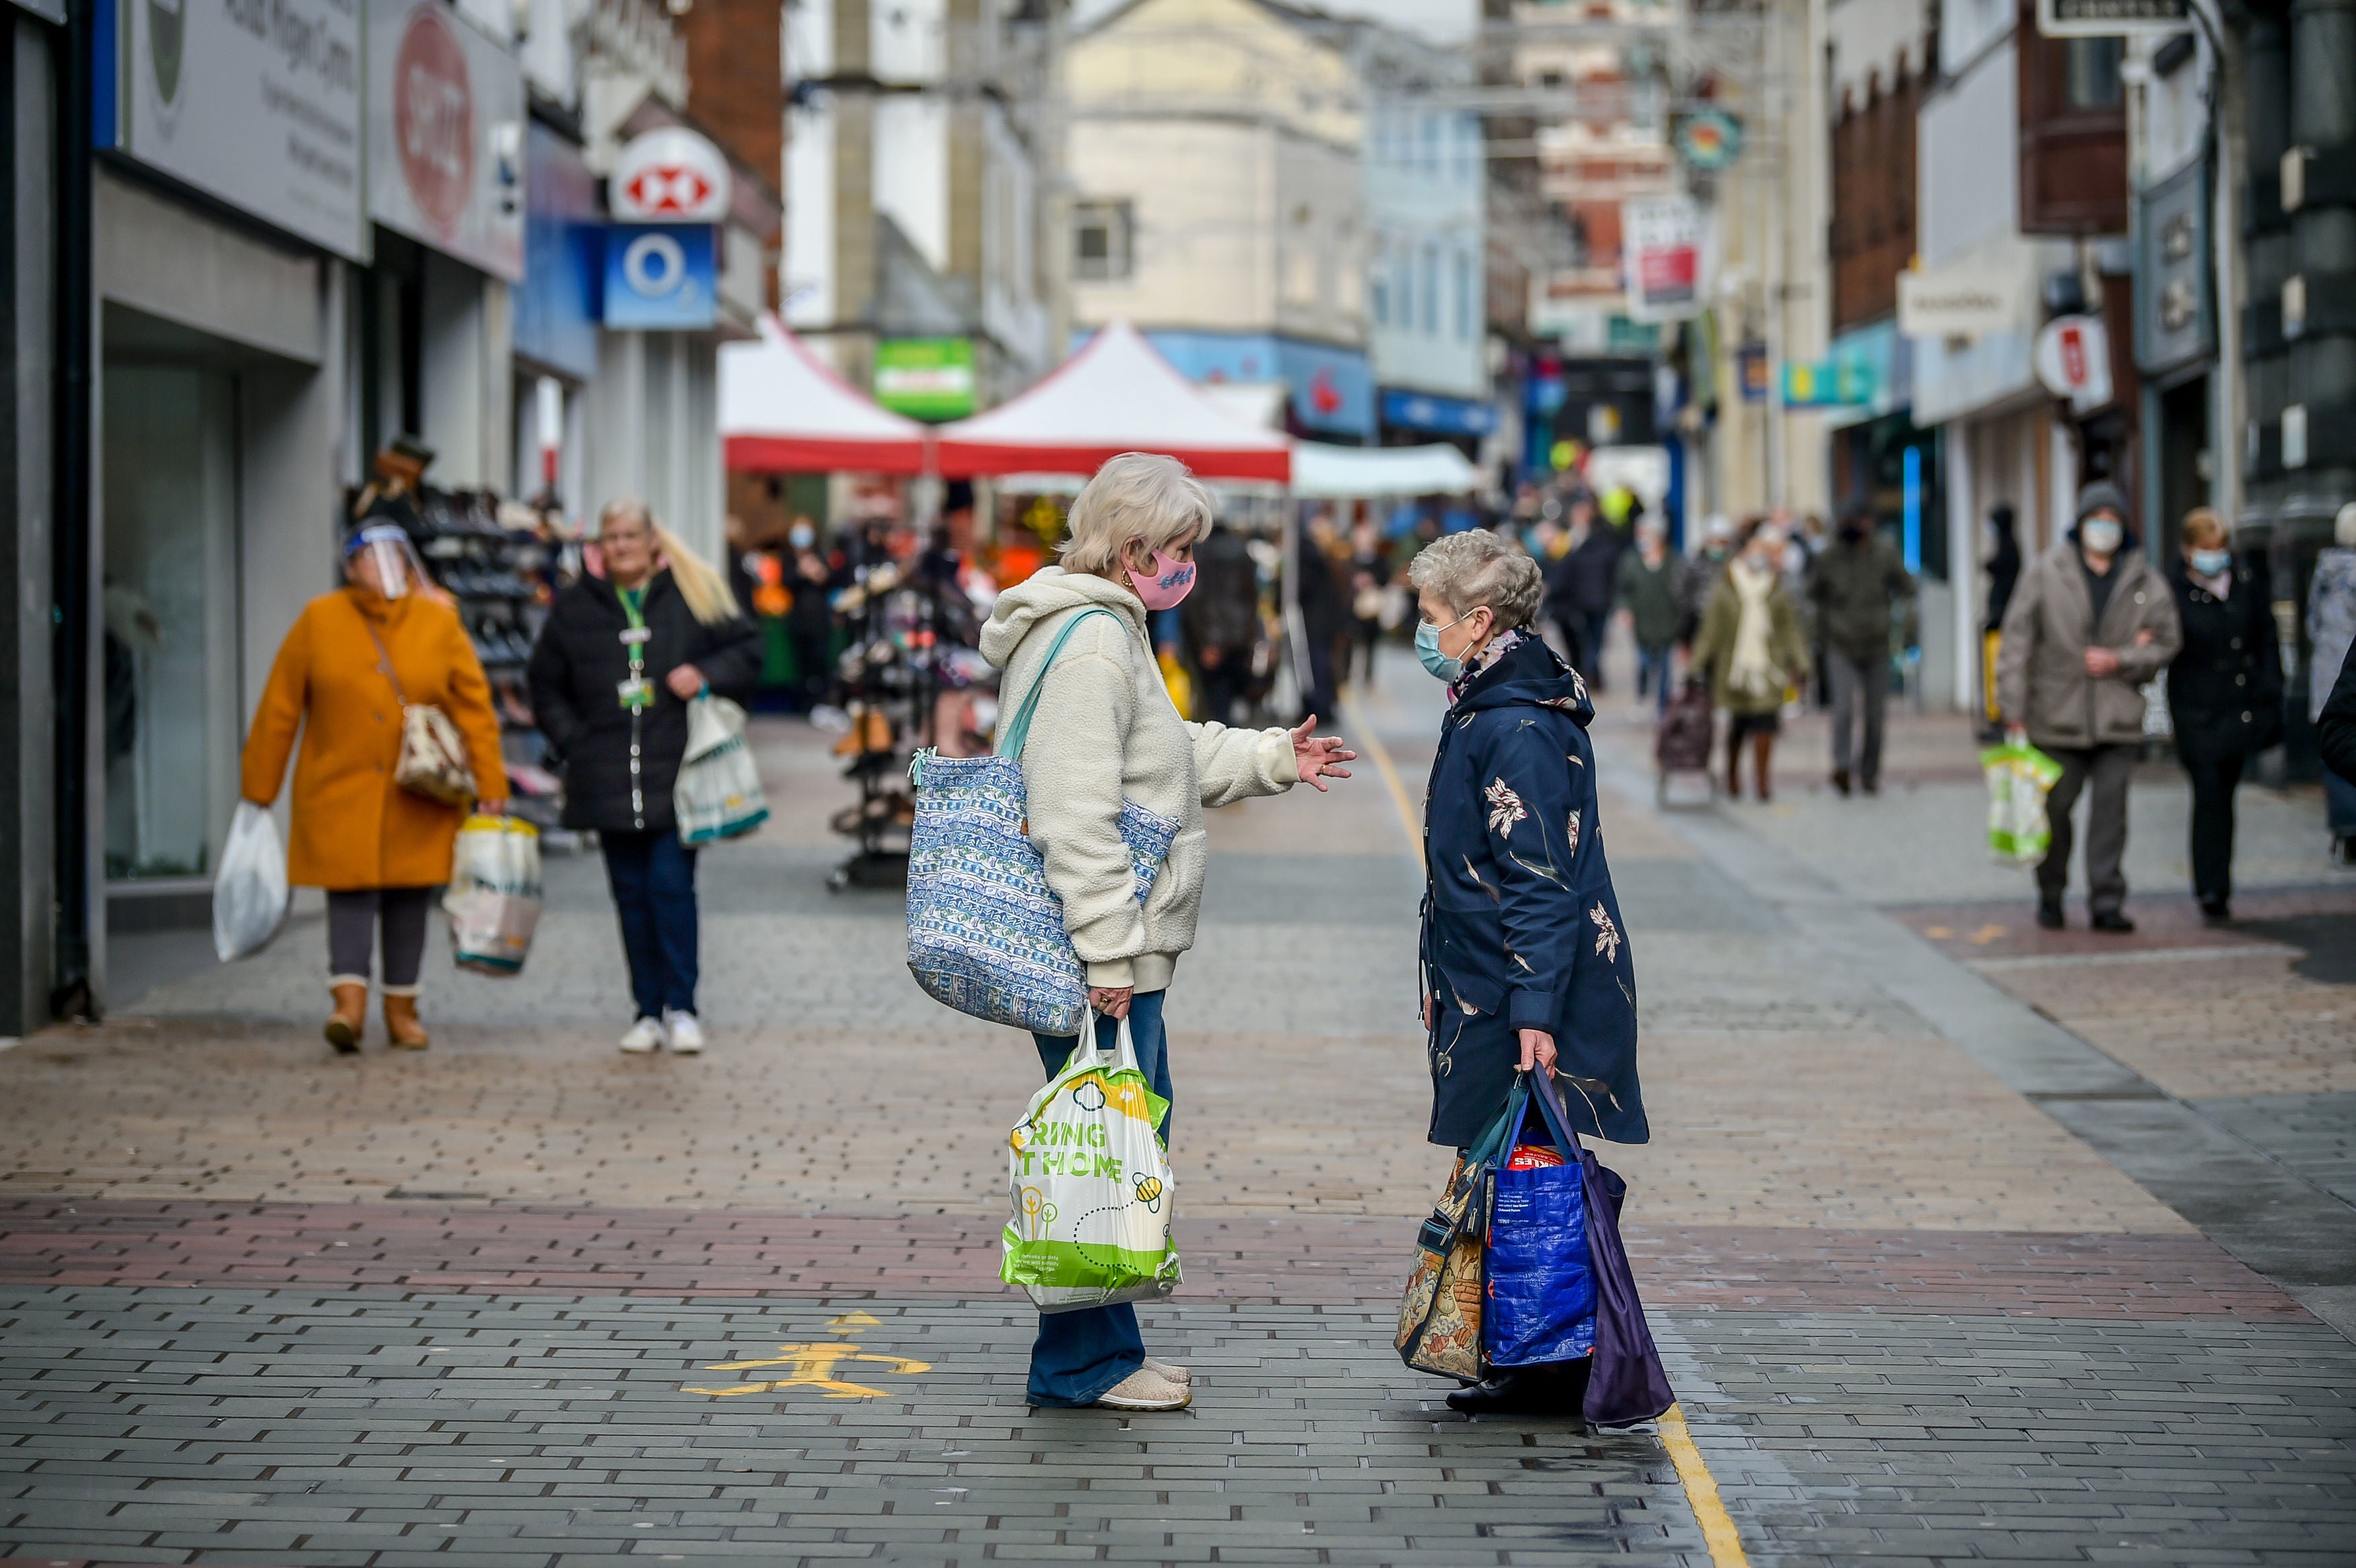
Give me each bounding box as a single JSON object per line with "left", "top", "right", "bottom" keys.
{"left": 1060, "top": 453, "right": 1214, "bottom": 575}
{"left": 1408, "top": 529, "right": 1544, "bottom": 630}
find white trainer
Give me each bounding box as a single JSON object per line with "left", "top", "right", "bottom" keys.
{"left": 1142, "top": 1357, "right": 1191, "bottom": 1385}
{"left": 619, "top": 1016, "right": 665, "bottom": 1054}
{"left": 1093, "top": 1367, "right": 1191, "bottom": 1411}
{"left": 663, "top": 1010, "right": 705, "bottom": 1054}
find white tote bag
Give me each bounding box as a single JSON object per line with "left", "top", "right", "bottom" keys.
{"left": 674, "top": 694, "right": 769, "bottom": 844}
{"left": 213, "top": 802, "right": 289, "bottom": 962}
{"left": 444, "top": 814, "right": 544, "bottom": 976}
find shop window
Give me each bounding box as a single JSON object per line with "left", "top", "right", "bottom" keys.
{"left": 1072, "top": 200, "right": 1134, "bottom": 282}
{"left": 2016, "top": 0, "right": 2127, "bottom": 234}
{"left": 102, "top": 364, "right": 242, "bottom": 882}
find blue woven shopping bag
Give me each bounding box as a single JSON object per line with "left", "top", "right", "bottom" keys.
{"left": 907, "top": 608, "right": 1180, "bottom": 1036}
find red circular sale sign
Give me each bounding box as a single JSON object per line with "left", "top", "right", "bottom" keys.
{"left": 393, "top": 3, "right": 473, "bottom": 233}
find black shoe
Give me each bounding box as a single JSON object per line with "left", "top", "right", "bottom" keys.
{"left": 1445, "top": 1359, "right": 1591, "bottom": 1417}
{"left": 2200, "top": 898, "right": 2231, "bottom": 925}
{"left": 2091, "top": 911, "right": 2136, "bottom": 933}
{"left": 2036, "top": 899, "right": 2066, "bottom": 930}
{"left": 1831, "top": 769, "right": 1852, "bottom": 796}
{"left": 1861, "top": 777, "right": 1879, "bottom": 797}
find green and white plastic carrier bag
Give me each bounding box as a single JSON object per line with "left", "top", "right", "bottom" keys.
{"left": 1980, "top": 741, "right": 2065, "bottom": 865}
{"left": 1002, "top": 1013, "right": 1182, "bottom": 1313}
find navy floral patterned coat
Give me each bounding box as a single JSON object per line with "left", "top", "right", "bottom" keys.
{"left": 1419, "top": 633, "right": 1647, "bottom": 1148}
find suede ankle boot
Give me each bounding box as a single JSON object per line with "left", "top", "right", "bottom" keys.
{"left": 383, "top": 993, "right": 430, "bottom": 1050}
{"left": 324, "top": 984, "right": 368, "bottom": 1054}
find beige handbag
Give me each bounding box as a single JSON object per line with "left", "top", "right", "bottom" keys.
{"left": 363, "top": 618, "right": 478, "bottom": 804}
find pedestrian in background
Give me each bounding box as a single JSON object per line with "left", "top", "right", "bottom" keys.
{"left": 2165, "top": 507, "right": 2282, "bottom": 923}
{"left": 527, "top": 499, "right": 761, "bottom": 1055}
{"left": 1807, "top": 508, "right": 1917, "bottom": 796}
{"left": 1691, "top": 521, "right": 1810, "bottom": 801}
{"left": 980, "top": 452, "right": 1355, "bottom": 1413}
{"left": 783, "top": 518, "right": 837, "bottom": 711}
{"left": 1981, "top": 504, "right": 2023, "bottom": 739}
{"left": 240, "top": 523, "right": 508, "bottom": 1053}
{"left": 2308, "top": 503, "right": 2356, "bottom": 857}
{"left": 1674, "top": 514, "right": 1735, "bottom": 651}
{"left": 1181, "top": 517, "right": 1261, "bottom": 725}
{"left": 1996, "top": 481, "right": 2182, "bottom": 933}
{"left": 1292, "top": 512, "right": 1347, "bottom": 725}
{"left": 1614, "top": 518, "right": 1680, "bottom": 715}
{"left": 1346, "top": 512, "right": 1392, "bottom": 687}
{"left": 1554, "top": 498, "right": 1620, "bottom": 687}
{"left": 1405, "top": 527, "right": 1647, "bottom": 1416}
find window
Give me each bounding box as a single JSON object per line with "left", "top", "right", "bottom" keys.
{"left": 1371, "top": 238, "right": 1390, "bottom": 325}
{"left": 2065, "top": 37, "right": 2122, "bottom": 108}
{"left": 1422, "top": 242, "right": 1441, "bottom": 333}
{"left": 1072, "top": 201, "right": 1134, "bottom": 282}
{"left": 1454, "top": 247, "right": 1475, "bottom": 341}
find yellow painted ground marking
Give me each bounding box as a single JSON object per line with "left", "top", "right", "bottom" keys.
{"left": 685, "top": 1343, "right": 931, "bottom": 1400}
{"left": 1969, "top": 923, "right": 2007, "bottom": 945}
{"left": 1923, "top": 925, "right": 1954, "bottom": 939}
{"left": 1659, "top": 1404, "right": 1751, "bottom": 1567}
{"left": 1342, "top": 692, "right": 1423, "bottom": 871}
{"left": 825, "top": 1311, "right": 882, "bottom": 1332}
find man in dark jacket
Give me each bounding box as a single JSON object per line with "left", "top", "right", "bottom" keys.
{"left": 527, "top": 503, "right": 762, "bottom": 1053}
{"left": 1673, "top": 514, "right": 1735, "bottom": 647}
{"left": 2320, "top": 643, "right": 2356, "bottom": 786}
{"left": 1181, "top": 519, "right": 1261, "bottom": 725}
{"left": 1549, "top": 503, "right": 1621, "bottom": 688}
{"left": 1807, "top": 509, "right": 1918, "bottom": 795}
{"left": 2165, "top": 508, "right": 2283, "bottom": 921}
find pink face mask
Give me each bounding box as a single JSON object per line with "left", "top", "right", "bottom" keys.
{"left": 1127, "top": 548, "right": 1197, "bottom": 610}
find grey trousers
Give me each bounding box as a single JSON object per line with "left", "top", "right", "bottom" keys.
{"left": 327, "top": 886, "right": 436, "bottom": 992}
{"left": 1826, "top": 648, "right": 1888, "bottom": 782}
{"left": 2037, "top": 744, "right": 2136, "bottom": 915}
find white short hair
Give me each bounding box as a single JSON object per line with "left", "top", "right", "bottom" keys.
{"left": 1407, "top": 529, "right": 1544, "bottom": 630}
{"left": 1060, "top": 453, "right": 1214, "bottom": 575}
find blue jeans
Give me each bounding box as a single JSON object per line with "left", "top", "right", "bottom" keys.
{"left": 602, "top": 828, "right": 700, "bottom": 1018}
{"left": 1026, "top": 990, "right": 1171, "bottom": 1406}
{"left": 1634, "top": 642, "right": 1674, "bottom": 714}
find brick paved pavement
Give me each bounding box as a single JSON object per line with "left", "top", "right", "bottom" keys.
{"left": 3, "top": 661, "right": 2354, "bottom": 1565}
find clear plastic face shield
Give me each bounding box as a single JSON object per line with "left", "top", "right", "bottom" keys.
{"left": 347, "top": 522, "right": 423, "bottom": 600}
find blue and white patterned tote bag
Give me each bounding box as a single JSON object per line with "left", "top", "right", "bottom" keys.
{"left": 907, "top": 609, "right": 1181, "bottom": 1036}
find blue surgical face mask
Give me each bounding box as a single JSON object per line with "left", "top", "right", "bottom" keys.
{"left": 2080, "top": 518, "right": 2124, "bottom": 556}
{"left": 1416, "top": 614, "right": 1467, "bottom": 682}
{"left": 2190, "top": 547, "right": 2231, "bottom": 577}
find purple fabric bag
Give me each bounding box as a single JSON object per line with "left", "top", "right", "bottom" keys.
{"left": 1529, "top": 1067, "right": 1675, "bottom": 1427}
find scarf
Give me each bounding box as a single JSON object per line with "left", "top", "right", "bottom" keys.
{"left": 1447, "top": 627, "right": 1524, "bottom": 705}
{"left": 1725, "top": 559, "right": 1781, "bottom": 701}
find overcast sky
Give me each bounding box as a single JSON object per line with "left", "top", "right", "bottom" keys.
{"left": 1072, "top": 0, "right": 1477, "bottom": 45}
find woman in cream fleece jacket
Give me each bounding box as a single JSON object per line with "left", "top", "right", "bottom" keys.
{"left": 979, "top": 454, "right": 1355, "bottom": 1413}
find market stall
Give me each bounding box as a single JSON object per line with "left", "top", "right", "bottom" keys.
{"left": 719, "top": 316, "right": 932, "bottom": 475}
{"left": 1290, "top": 441, "right": 1481, "bottom": 499}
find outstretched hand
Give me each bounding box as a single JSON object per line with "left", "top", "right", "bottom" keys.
{"left": 1289, "top": 716, "right": 1357, "bottom": 792}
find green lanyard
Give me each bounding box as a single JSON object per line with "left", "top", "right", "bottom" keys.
{"left": 618, "top": 586, "right": 653, "bottom": 711}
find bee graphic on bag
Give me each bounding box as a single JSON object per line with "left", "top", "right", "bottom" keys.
{"left": 1133, "top": 1175, "right": 1164, "bottom": 1213}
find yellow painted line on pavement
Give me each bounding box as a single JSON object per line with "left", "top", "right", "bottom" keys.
{"left": 1340, "top": 692, "right": 1422, "bottom": 871}
{"left": 1659, "top": 1404, "right": 1751, "bottom": 1567}
{"left": 1347, "top": 694, "right": 1745, "bottom": 1565}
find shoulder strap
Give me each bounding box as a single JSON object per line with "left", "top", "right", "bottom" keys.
{"left": 357, "top": 607, "right": 409, "bottom": 708}
{"left": 998, "top": 608, "right": 1121, "bottom": 760}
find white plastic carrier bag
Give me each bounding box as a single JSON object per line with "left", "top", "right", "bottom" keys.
{"left": 213, "top": 801, "right": 289, "bottom": 962}
{"left": 444, "top": 814, "right": 543, "bottom": 976}
{"left": 1001, "top": 1012, "right": 1182, "bottom": 1313}
{"left": 675, "top": 694, "right": 769, "bottom": 845}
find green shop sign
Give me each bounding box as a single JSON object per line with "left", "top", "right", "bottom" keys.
{"left": 874, "top": 338, "right": 977, "bottom": 421}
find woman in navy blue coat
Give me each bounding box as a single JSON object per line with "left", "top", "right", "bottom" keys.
{"left": 1407, "top": 528, "right": 1648, "bottom": 1416}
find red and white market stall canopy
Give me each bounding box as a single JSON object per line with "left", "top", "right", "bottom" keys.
{"left": 720, "top": 316, "right": 931, "bottom": 476}
{"left": 934, "top": 321, "right": 1292, "bottom": 483}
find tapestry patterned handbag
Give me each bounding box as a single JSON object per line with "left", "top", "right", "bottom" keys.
{"left": 362, "top": 617, "right": 477, "bottom": 805}
{"left": 1396, "top": 1082, "right": 1525, "bottom": 1380}
{"left": 905, "top": 608, "right": 1181, "bottom": 1036}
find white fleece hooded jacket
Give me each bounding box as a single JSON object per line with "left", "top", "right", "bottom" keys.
{"left": 980, "top": 567, "right": 1298, "bottom": 994}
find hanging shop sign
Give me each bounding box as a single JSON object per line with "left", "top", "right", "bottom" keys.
{"left": 611, "top": 127, "right": 734, "bottom": 223}
{"left": 874, "top": 338, "right": 978, "bottom": 421}
{"left": 1780, "top": 359, "right": 1877, "bottom": 408}
{"left": 2135, "top": 158, "right": 2212, "bottom": 374}
{"left": 602, "top": 223, "right": 717, "bottom": 330}
{"left": 1379, "top": 388, "right": 1498, "bottom": 439}
{"left": 2036, "top": 0, "right": 2190, "bottom": 37}
{"left": 2033, "top": 314, "right": 2114, "bottom": 411}
{"left": 1898, "top": 268, "right": 2022, "bottom": 340}
{"left": 1622, "top": 196, "right": 1705, "bottom": 323}
{"left": 105, "top": 0, "right": 367, "bottom": 259}
{"left": 368, "top": 0, "right": 526, "bottom": 281}
{"left": 1673, "top": 110, "right": 1744, "bottom": 172}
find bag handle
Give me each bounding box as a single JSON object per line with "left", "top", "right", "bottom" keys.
{"left": 1057, "top": 1006, "right": 1138, "bottom": 1077}
{"left": 1524, "top": 1063, "right": 1585, "bottom": 1157}
{"left": 1463, "top": 1077, "right": 1529, "bottom": 1170}
{"left": 997, "top": 608, "right": 1122, "bottom": 761}
{"left": 358, "top": 612, "right": 411, "bottom": 709}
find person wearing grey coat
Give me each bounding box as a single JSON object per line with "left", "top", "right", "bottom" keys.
{"left": 1995, "top": 482, "right": 2182, "bottom": 932}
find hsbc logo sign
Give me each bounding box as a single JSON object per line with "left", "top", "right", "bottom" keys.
{"left": 611, "top": 127, "right": 732, "bottom": 223}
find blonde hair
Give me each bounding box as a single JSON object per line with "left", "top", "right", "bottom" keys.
{"left": 2180, "top": 507, "right": 2226, "bottom": 547}
{"left": 600, "top": 497, "right": 739, "bottom": 626}
{"left": 1408, "top": 529, "right": 1544, "bottom": 630}
{"left": 1059, "top": 453, "right": 1214, "bottom": 575}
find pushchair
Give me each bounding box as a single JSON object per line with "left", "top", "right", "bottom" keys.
{"left": 1655, "top": 675, "right": 1717, "bottom": 805}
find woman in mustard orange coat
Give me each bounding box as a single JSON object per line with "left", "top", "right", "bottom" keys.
{"left": 240, "top": 525, "right": 507, "bottom": 1053}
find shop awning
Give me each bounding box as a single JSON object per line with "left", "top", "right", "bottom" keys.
{"left": 933, "top": 321, "right": 1293, "bottom": 483}
{"left": 1288, "top": 441, "right": 1481, "bottom": 499}
{"left": 720, "top": 316, "right": 932, "bottom": 475}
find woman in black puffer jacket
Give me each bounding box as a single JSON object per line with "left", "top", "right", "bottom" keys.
{"left": 528, "top": 499, "right": 760, "bottom": 1055}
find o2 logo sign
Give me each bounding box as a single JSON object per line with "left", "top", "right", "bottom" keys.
{"left": 603, "top": 224, "right": 716, "bottom": 330}
{"left": 394, "top": 3, "right": 473, "bottom": 232}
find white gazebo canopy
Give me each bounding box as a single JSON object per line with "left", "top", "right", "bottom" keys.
{"left": 1288, "top": 441, "right": 1481, "bottom": 499}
